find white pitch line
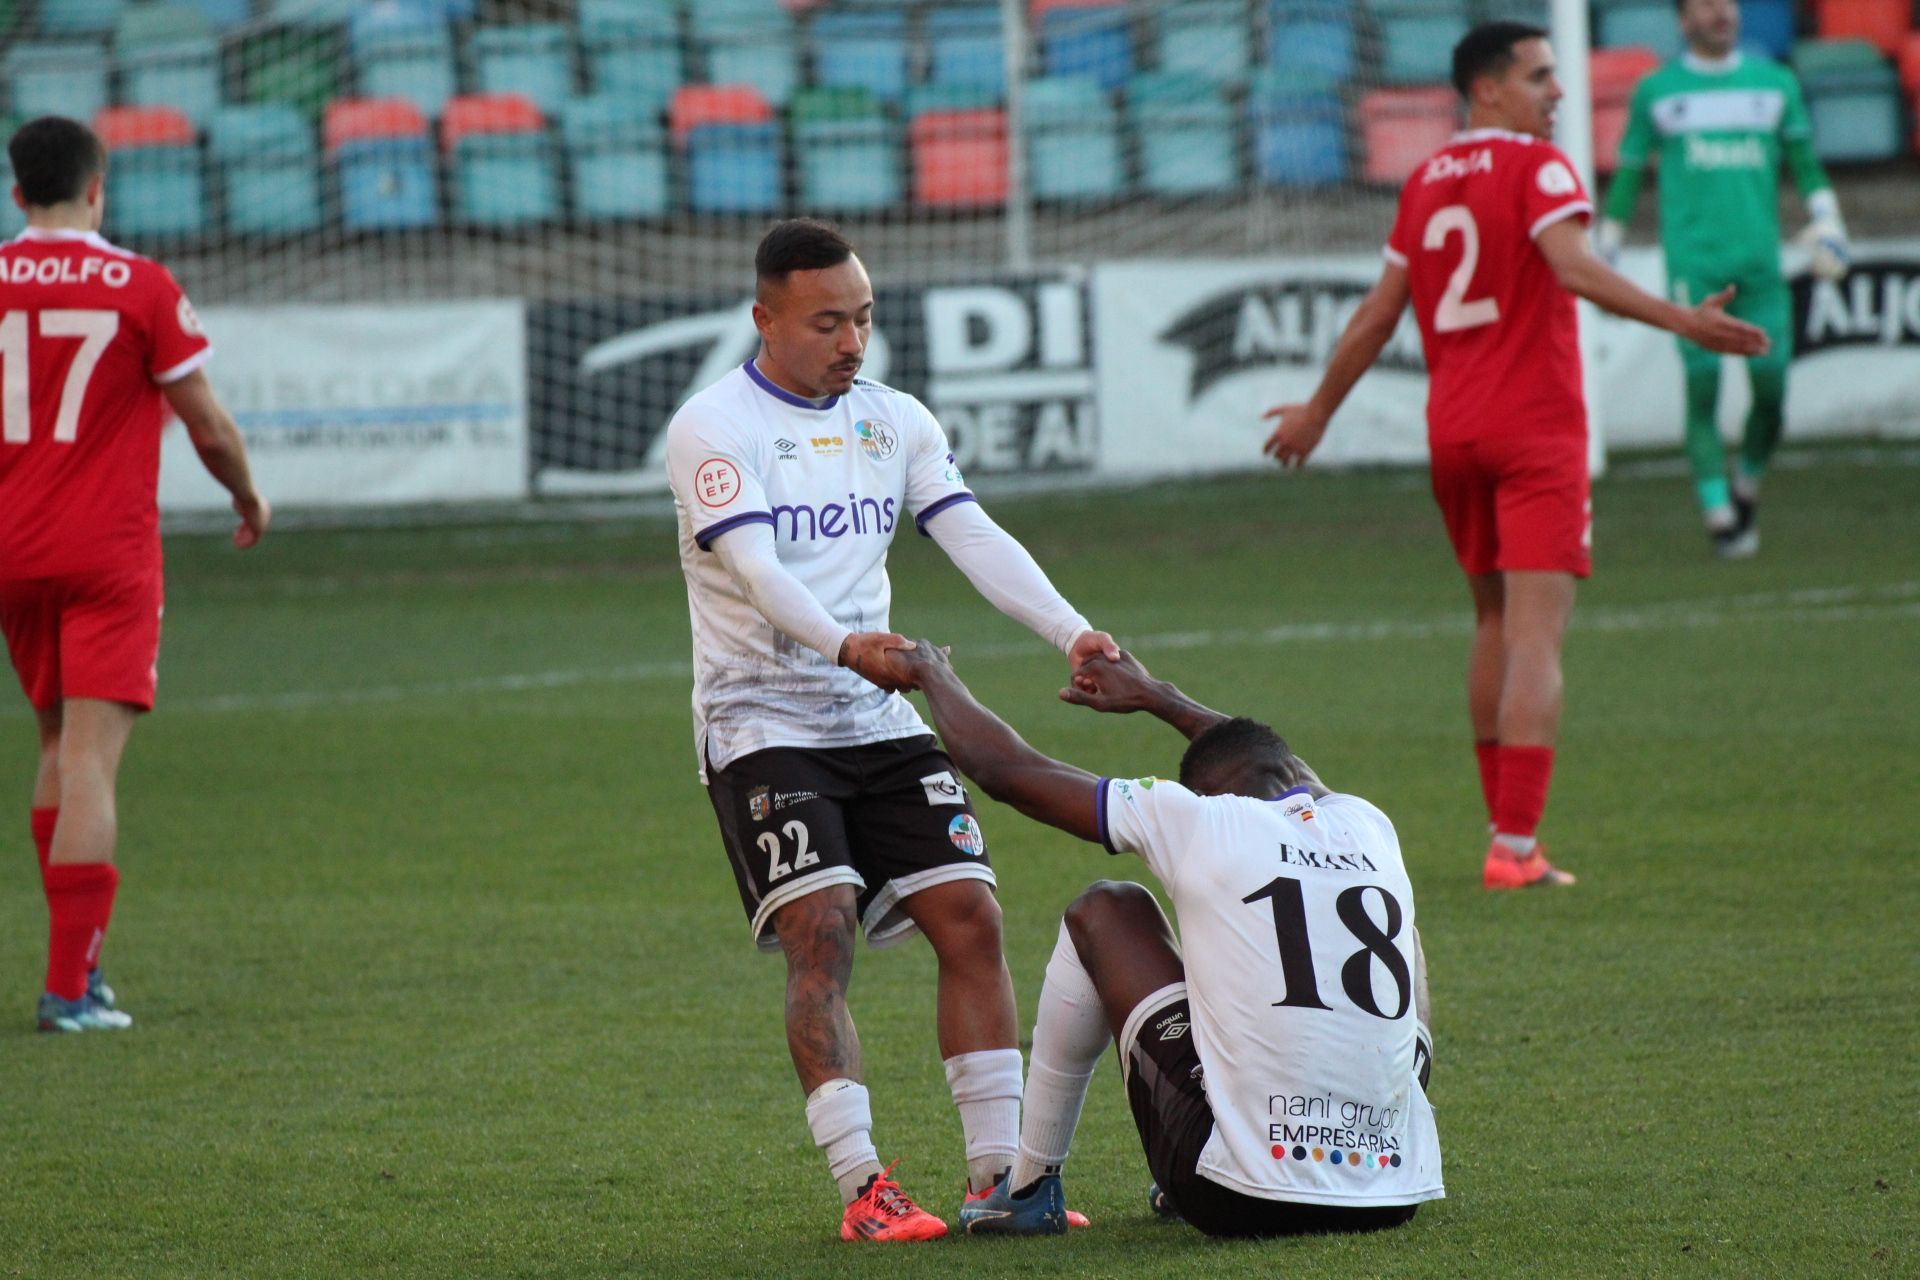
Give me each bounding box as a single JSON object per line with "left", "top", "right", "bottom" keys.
{"left": 98, "top": 579, "right": 1913, "bottom": 716}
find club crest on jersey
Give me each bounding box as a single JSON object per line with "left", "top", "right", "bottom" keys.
{"left": 176, "top": 295, "right": 205, "bottom": 337}
{"left": 948, "top": 814, "right": 986, "bottom": 857}
{"left": 1535, "top": 160, "right": 1578, "bottom": 196}
{"left": 1422, "top": 148, "right": 1493, "bottom": 183}
{"left": 747, "top": 786, "right": 771, "bottom": 822}
{"left": 853, "top": 418, "right": 898, "bottom": 462}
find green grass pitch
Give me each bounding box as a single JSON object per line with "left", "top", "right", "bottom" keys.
{"left": 2, "top": 449, "right": 1915, "bottom": 1278}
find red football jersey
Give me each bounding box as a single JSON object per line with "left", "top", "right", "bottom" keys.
{"left": 0, "top": 228, "right": 211, "bottom": 577}
{"left": 1385, "top": 129, "right": 1592, "bottom": 446}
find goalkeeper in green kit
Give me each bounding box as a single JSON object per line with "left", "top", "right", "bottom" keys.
{"left": 1598, "top": 0, "right": 1848, "bottom": 557}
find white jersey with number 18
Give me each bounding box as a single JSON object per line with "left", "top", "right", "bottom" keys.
{"left": 1099, "top": 776, "right": 1445, "bottom": 1209}
{"left": 665, "top": 361, "right": 975, "bottom": 776}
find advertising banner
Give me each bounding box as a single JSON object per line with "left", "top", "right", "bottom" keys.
{"left": 159, "top": 300, "right": 528, "bottom": 511}
{"left": 529, "top": 272, "right": 1095, "bottom": 495}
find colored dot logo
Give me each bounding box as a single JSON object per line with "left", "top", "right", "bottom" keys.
{"left": 1390, "top": 1155, "right": 1402, "bottom": 1167}
{"left": 1292, "top": 1146, "right": 1307, "bottom": 1161}
{"left": 1271, "top": 1145, "right": 1284, "bottom": 1160}
{"left": 1378, "top": 1155, "right": 1390, "bottom": 1168}
{"left": 1311, "top": 1148, "right": 1325, "bottom": 1162}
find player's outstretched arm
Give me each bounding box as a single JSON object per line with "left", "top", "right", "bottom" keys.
{"left": 1262, "top": 263, "right": 1411, "bottom": 468}
{"left": 1059, "top": 651, "right": 1230, "bottom": 743}
{"left": 1535, "top": 219, "right": 1770, "bottom": 356}
{"left": 163, "top": 370, "right": 269, "bottom": 548}
{"left": 895, "top": 641, "right": 1103, "bottom": 844}
{"left": 921, "top": 501, "right": 1118, "bottom": 670}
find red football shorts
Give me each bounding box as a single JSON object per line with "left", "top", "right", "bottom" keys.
{"left": 1429, "top": 434, "right": 1591, "bottom": 579}
{"left": 0, "top": 568, "right": 164, "bottom": 712}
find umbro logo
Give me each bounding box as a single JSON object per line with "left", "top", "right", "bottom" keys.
{"left": 1156, "top": 1013, "right": 1189, "bottom": 1041}
{"left": 774, "top": 437, "right": 798, "bottom": 460}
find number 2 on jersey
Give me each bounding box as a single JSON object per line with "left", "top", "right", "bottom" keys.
{"left": 1243, "top": 876, "right": 1411, "bottom": 1020}
{"left": 0, "top": 308, "right": 120, "bottom": 443}
{"left": 1422, "top": 206, "right": 1500, "bottom": 333}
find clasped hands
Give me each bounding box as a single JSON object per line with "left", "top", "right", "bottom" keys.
{"left": 837, "top": 628, "right": 1124, "bottom": 696}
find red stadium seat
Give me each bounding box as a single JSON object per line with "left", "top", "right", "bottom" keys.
{"left": 1029, "top": 0, "right": 1115, "bottom": 17}
{"left": 669, "top": 85, "right": 774, "bottom": 146}
{"left": 1898, "top": 33, "right": 1920, "bottom": 97}
{"left": 441, "top": 93, "right": 546, "bottom": 151}
{"left": 909, "top": 108, "right": 1007, "bottom": 207}
{"left": 1356, "top": 87, "right": 1457, "bottom": 186}
{"left": 324, "top": 97, "right": 429, "bottom": 154}
{"left": 1590, "top": 47, "right": 1660, "bottom": 174}
{"left": 93, "top": 105, "right": 196, "bottom": 150}
{"left": 1816, "top": 0, "right": 1911, "bottom": 58}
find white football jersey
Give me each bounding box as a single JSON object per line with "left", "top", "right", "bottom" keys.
{"left": 1100, "top": 777, "right": 1445, "bottom": 1209}
{"left": 666, "top": 361, "right": 975, "bottom": 774}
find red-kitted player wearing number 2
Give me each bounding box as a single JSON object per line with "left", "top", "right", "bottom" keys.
{"left": 1262, "top": 24, "right": 1766, "bottom": 889}
{"left": 0, "top": 116, "right": 269, "bottom": 1032}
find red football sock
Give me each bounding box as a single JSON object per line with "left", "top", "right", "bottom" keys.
{"left": 44, "top": 862, "right": 118, "bottom": 1001}
{"left": 1473, "top": 741, "right": 1500, "bottom": 823}
{"left": 31, "top": 807, "right": 57, "bottom": 879}
{"left": 1492, "top": 745, "right": 1555, "bottom": 841}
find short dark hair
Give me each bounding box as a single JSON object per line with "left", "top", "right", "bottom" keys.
{"left": 7, "top": 116, "right": 106, "bottom": 208}
{"left": 1451, "top": 21, "right": 1549, "bottom": 98}
{"left": 755, "top": 218, "right": 855, "bottom": 285}
{"left": 1178, "top": 716, "right": 1293, "bottom": 790}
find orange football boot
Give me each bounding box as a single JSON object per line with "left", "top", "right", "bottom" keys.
{"left": 1483, "top": 841, "right": 1576, "bottom": 889}
{"left": 840, "top": 1162, "right": 949, "bottom": 1242}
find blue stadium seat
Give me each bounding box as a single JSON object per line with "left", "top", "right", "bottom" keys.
{"left": 686, "top": 121, "right": 782, "bottom": 214}
{"left": 927, "top": 7, "right": 1004, "bottom": 95}
{"left": 792, "top": 90, "right": 900, "bottom": 213}
{"left": 1023, "top": 75, "right": 1125, "bottom": 201}
{"left": 5, "top": 43, "right": 111, "bottom": 121}
{"left": 443, "top": 95, "right": 559, "bottom": 227}
{"left": 1594, "top": 1, "right": 1683, "bottom": 58}
{"left": 335, "top": 138, "right": 438, "bottom": 232}
{"left": 1129, "top": 72, "right": 1238, "bottom": 194}
{"left": 116, "top": 7, "right": 222, "bottom": 126}
{"left": 267, "top": 0, "right": 358, "bottom": 27}
{"left": 0, "top": 136, "right": 24, "bottom": 234}
{"left": 1039, "top": 5, "right": 1133, "bottom": 93}
{"left": 103, "top": 147, "right": 207, "bottom": 238}
{"left": 561, "top": 94, "right": 671, "bottom": 219}
{"left": 1266, "top": 1, "right": 1356, "bottom": 86}
{"left": 579, "top": 0, "right": 682, "bottom": 118}
{"left": 700, "top": 12, "right": 801, "bottom": 109}
{"left": 1373, "top": 0, "right": 1473, "bottom": 86}
{"left": 1800, "top": 50, "right": 1905, "bottom": 162}
{"left": 1154, "top": 1, "right": 1252, "bottom": 86}
{"left": 38, "top": 0, "right": 124, "bottom": 37}
{"left": 209, "top": 104, "right": 323, "bottom": 234}
{"left": 1249, "top": 73, "right": 1347, "bottom": 187}
{"left": 184, "top": 0, "right": 250, "bottom": 31}
{"left": 351, "top": 6, "right": 458, "bottom": 120}
{"left": 473, "top": 24, "right": 576, "bottom": 115}
{"left": 810, "top": 11, "right": 910, "bottom": 104}
{"left": 1739, "top": 0, "right": 1795, "bottom": 59}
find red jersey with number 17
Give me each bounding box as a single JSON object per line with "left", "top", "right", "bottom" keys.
{"left": 0, "top": 228, "right": 212, "bottom": 579}
{"left": 1384, "top": 130, "right": 1592, "bottom": 447}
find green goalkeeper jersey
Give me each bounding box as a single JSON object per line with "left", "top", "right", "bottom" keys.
{"left": 1602, "top": 51, "right": 1832, "bottom": 282}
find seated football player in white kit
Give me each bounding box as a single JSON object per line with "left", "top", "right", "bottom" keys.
{"left": 893, "top": 643, "right": 1444, "bottom": 1237}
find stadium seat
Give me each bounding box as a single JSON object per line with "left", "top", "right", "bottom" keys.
{"left": 669, "top": 84, "right": 773, "bottom": 144}
{"left": 325, "top": 97, "right": 438, "bottom": 231}
{"left": 351, "top": 5, "right": 458, "bottom": 121}
{"left": 117, "top": 6, "right": 222, "bottom": 126}
{"left": 1039, "top": 4, "right": 1133, "bottom": 92}
{"left": 1356, "top": 86, "right": 1458, "bottom": 185}
{"left": 1593, "top": 0, "right": 1683, "bottom": 59}
{"left": 561, "top": 94, "right": 670, "bottom": 219}
{"left": 267, "top": 0, "right": 357, "bottom": 26}
{"left": 792, "top": 87, "right": 900, "bottom": 212}
{"left": 927, "top": 7, "right": 1005, "bottom": 95}
{"left": 473, "top": 24, "right": 576, "bottom": 116}
{"left": 240, "top": 30, "right": 340, "bottom": 119}
{"left": 1373, "top": 0, "right": 1474, "bottom": 87}
{"left": 95, "top": 106, "right": 205, "bottom": 238}
{"left": 38, "top": 0, "right": 124, "bottom": 37}
{"left": 208, "top": 103, "right": 323, "bottom": 234}
{"left": 1816, "top": 0, "right": 1911, "bottom": 59}
{"left": 1266, "top": 1, "right": 1356, "bottom": 86}
{"left": 579, "top": 0, "right": 683, "bottom": 119}
{"left": 1022, "top": 75, "right": 1125, "bottom": 201}
{"left": 1153, "top": 1, "right": 1251, "bottom": 86}
{"left": 1795, "top": 39, "right": 1905, "bottom": 162}
{"left": 1249, "top": 72, "right": 1346, "bottom": 186}
{"left": 699, "top": 15, "right": 802, "bottom": 110}
{"left": 5, "top": 42, "right": 111, "bottom": 122}
{"left": 442, "top": 94, "right": 558, "bottom": 227}
{"left": 0, "top": 142, "right": 23, "bottom": 236}
{"left": 1901, "top": 34, "right": 1920, "bottom": 98}
{"left": 183, "top": 0, "right": 249, "bottom": 31}
{"left": 1129, "top": 72, "right": 1238, "bottom": 194}
{"left": 1590, "top": 46, "right": 1660, "bottom": 173}
{"left": 909, "top": 108, "right": 1007, "bottom": 207}
{"left": 686, "top": 121, "right": 783, "bottom": 214}
{"left": 1738, "top": 0, "right": 1795, "bottom": 60}
{"left": 810, "top": 11, "right": 910, "bottom": 104}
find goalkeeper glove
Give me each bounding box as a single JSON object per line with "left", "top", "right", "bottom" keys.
{"left": 1797, "top": 189, "right": 1850, "bottom": 282}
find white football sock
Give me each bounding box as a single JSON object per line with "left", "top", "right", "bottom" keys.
{"left": 944, "top": 1048, "right": 1023, "bottom": 1193}
{"left": 1704, "top": 502, "right": 1738, "bottom": 532}
{"left": 1732, "top": 470, "right": 1761, "bottom": 502}
{"left": 1492, "top": 832, "right": 1538, "bottom": 857}
{"left": 1008, "top": 920, "right": 1110, "bottom": 1193}
{"left": 805, "top": 1079, "right": 882, "bottom": 1205}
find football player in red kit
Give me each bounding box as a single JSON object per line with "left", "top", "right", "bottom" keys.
{"left": 0, "top": 117, "right": 269, "bottom": 1031}
{"left": 1262, "top": 24, "right": 1766, "bottom": 888}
